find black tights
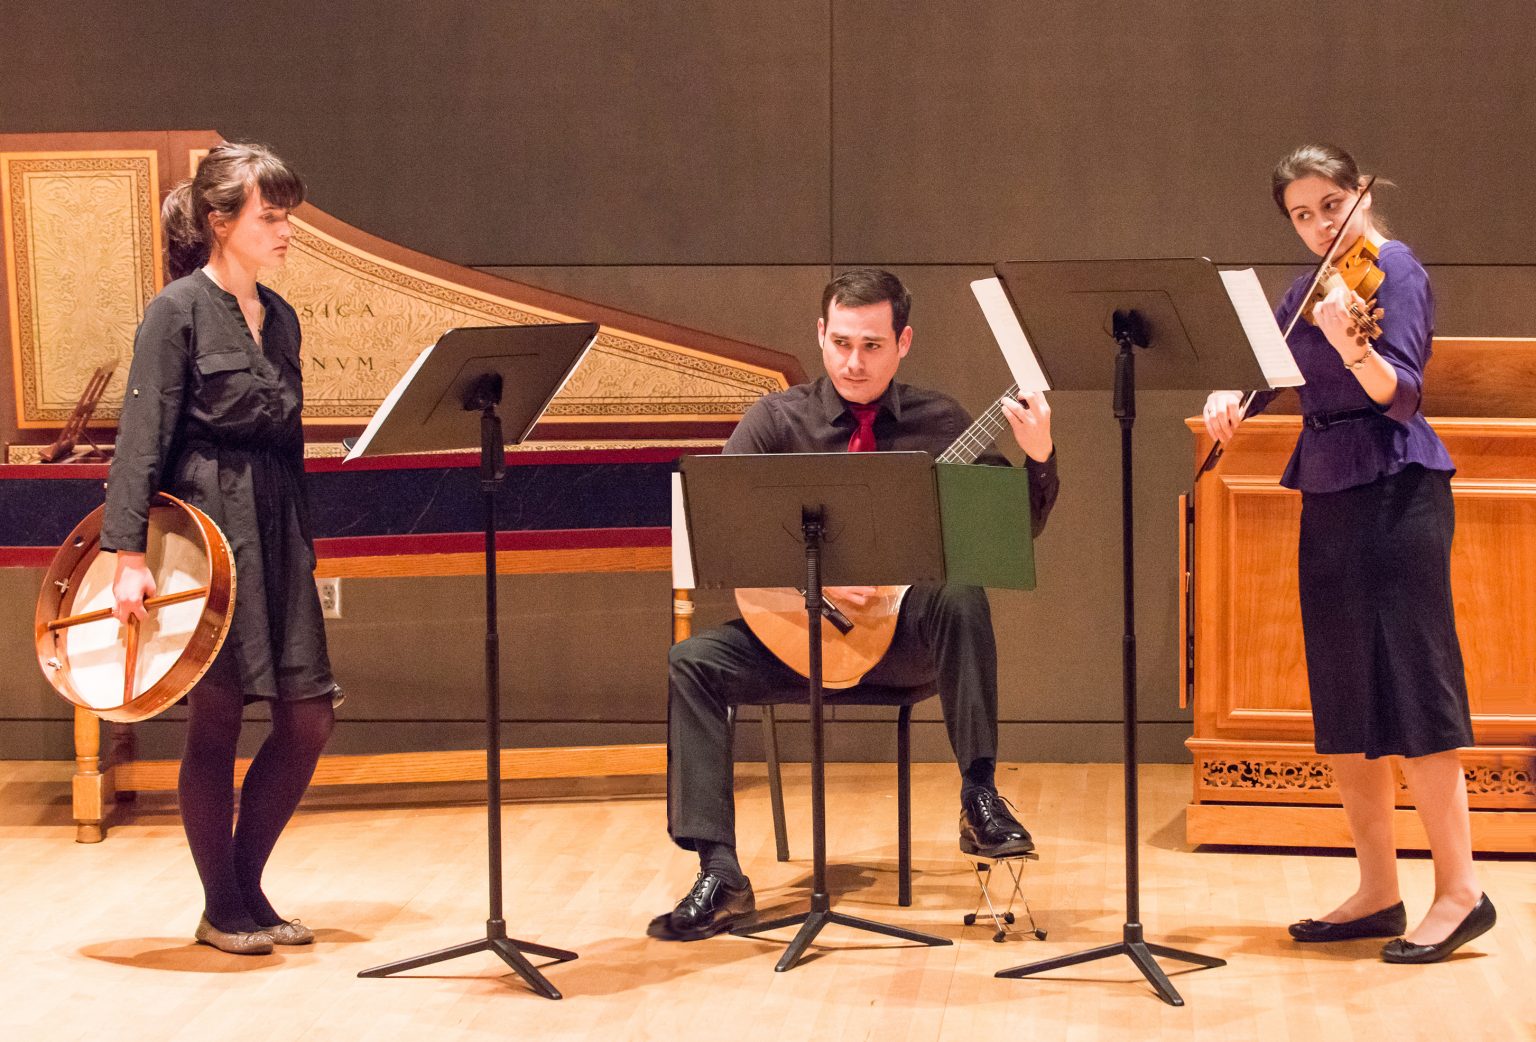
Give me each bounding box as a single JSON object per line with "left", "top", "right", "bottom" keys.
{"left": 179, "top": 679, "right": 334, "bottom": 932}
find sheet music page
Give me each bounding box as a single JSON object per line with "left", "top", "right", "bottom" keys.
{"left": 1218, "top": 268, "right": 1305, "bottom": 388}
{"left": 969, "top": 277, "right": 1050, "bottom": 393}
{"left": 670, "top": 472, "right": 695, "bottom": 589}
{"left": 343, "top": 342, "right": 436, "bottom": 462}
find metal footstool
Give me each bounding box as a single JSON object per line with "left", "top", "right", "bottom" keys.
{"left": 962, "top": 850, "right": 1045, "bottom": 943}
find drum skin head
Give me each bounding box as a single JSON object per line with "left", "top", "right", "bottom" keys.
{"left": 35, "top": 494, "right": 235, "bottom": 723}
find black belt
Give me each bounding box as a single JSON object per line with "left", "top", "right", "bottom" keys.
{"left": 1303, "top": 407, "right": 1378, "bottom": 431}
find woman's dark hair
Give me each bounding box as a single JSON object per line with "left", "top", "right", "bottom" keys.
{"left": 162, "top": 143, "right": 305, "bottom": 279}
{"left": 1271, "top": 143, "right": 1393, "bottom": 237}
{"left": 821, "top": 268, "right": 912, "bottom": 335}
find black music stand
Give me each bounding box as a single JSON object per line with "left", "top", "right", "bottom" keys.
{"left": 989, "top": 259, "right": 1265, "bottom": 1006}
{"left": 351, "top": 323, "right": 597, "bottom": 1000}
{"left": 679, "top": 451, "right": 953, "bottom": 972}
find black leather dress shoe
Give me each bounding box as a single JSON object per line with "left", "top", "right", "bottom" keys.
{"left": 646, "top": 872, "right": 755, "bottom": 942}
{"left": 1381, "top": 894, "right": 1496, "bottom": 964}
{"left": 1287, "top": 901, "right": 1407, "bottom": 942}
{"left": 959, "top": 788, "right": 1035, "bottom": 858}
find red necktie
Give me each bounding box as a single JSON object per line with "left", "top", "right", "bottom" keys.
{"left": 847, "top": 402, "right": 879, "bottom": 453}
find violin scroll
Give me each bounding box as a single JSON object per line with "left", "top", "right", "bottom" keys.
{"left": 1302, "top": 236, "right": 1385, "bottom": 347}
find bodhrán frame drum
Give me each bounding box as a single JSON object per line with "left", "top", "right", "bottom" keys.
{"left": 35, "top": 493, "right": 236, "bottom": 723}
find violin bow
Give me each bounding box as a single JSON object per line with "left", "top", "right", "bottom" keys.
{"left": 1195, "top": 175, "right": 1378, "bottom": 480}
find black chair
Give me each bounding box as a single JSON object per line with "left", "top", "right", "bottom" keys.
{"left": 728, "top": 680, "right": 938, "bottom": 907}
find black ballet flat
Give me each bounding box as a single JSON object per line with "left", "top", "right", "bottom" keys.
{"left": 1381, "top": 894, "right": 1496, "bottom": 964}
{"left": 1288, "top": 901, "right": 1407, "bottom": 942}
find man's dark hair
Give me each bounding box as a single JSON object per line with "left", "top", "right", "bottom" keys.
{"left": 820, "top": 268, "right": 911, "bottom": 335}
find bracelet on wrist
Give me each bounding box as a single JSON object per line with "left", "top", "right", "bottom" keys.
{"left": 1344, "top": 345, "right": 1374, "bottom": 371}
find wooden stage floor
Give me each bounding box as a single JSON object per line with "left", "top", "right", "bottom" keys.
{"left": 1, "top": 761, "right": 1531, "bottom": 1041}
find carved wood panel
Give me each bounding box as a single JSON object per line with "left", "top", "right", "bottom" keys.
{"left": 2, "top": 151, "right": 161, "bottom": 426}
{"left": 1192, "top": 743, "right": 1535, "bottom": 810}
{"left": 1204, "top": 467, "right": 1536, "bottom": 741}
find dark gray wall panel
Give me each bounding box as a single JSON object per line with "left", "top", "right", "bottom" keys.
{"left": 1297, "top": 265, "right": 1536, "bottom": 339}
{"left": 1, "top": 570, "right": 59, "bottom": 722}
{"left": 1, "top": 1, "right": 832, "bottom": 265}
{"left": 482, "top": 265, "right": 835, "bottom": 364}
{"left": 1252, "top": 264, "right": 1536, "bottom": 337}
{"left": 0, "top": 723, "right": 74, "bottom": 763}
{"left": 1427, "top": 267, "right": 1536, "bottom": 337}
{"left": 309, "top": 572, "right": 675, "bottom": 724}
{"left": 832, "top": 0, "right": 1536, "bottom": 265}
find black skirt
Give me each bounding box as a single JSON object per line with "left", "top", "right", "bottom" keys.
{"left": 1298, "top": 465, "right": 1473, "bottom": 759}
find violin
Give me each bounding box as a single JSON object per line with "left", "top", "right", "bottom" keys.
{"left": 1297, "top": 234, "right": 1385, "bottom": 349}
{"left": 1195, "top": 175, "right": 1384, "bottom": 479}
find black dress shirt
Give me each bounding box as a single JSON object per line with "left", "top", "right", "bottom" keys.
{"left": 723, "top": 376, "right": 1059, "bottom": 535}
{"left": 101, "top": 270, "right": 335, "bottom": 703}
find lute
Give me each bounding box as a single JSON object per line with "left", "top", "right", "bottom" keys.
{"left": 735, "top": 384, "right": 1022, "bottom": 687}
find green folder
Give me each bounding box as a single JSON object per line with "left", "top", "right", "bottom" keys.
{"left": 935, "top": 462, "right": 1036, "bottom": 591}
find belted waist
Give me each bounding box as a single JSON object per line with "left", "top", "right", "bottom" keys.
{"left": 182, "top": 432, "right": 299, "bottom": 458}
{"left": 1303, "top": 407, "right": 1378, "bottom": 431}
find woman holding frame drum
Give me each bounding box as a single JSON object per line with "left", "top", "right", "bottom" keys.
{"left": 105, "top": 144, "right": 339, "bottom": 956}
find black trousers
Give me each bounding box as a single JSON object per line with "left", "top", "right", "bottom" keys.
{"left": 666, "top": 583, "right": 997, "bottom": 850}
{"left": 1298, "top": 465, "right": 1473, "bottom": 760}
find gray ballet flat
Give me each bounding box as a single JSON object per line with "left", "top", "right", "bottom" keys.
{"left": 263, "top": 919, "right": 315, "bottom": 945}
{"left": 194, "top": 914, "right": 274, "bottom": 955}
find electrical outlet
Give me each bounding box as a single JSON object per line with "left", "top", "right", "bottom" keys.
{"left": 316, "top": 577, "right": 342, "bottom": 619}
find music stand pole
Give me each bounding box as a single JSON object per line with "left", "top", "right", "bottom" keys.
{"left": 733, "top": 505, "right": 952, "bottom": 971}
{"left": 995, "top": 312, "right": 1224, "bottom": 1005}
{"left": 358, "top": 378, "right": 578, "bottom": 998}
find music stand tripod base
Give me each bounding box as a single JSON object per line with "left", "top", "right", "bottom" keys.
{"left": 357, "top": 921, "right": 577, "bottom": 999}
{"left": 994, "top": 925, "right": 1226, "bottom": 1008}
{"left": 734, "top": 904, "right": 953, "bottom": 974}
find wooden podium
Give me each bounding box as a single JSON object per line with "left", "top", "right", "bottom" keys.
{"left": 1181, "top": 337, "right": 1536, "bottom": 853}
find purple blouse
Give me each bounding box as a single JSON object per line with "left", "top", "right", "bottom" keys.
{"left": 1247, "top": 240, "right": 1455, "bottom": 493}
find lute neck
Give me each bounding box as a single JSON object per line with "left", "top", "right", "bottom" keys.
{"left": 936, "top": 384, "right": 1019, "bottom": 464}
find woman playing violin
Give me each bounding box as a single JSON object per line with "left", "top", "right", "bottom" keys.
{"left": 1203, "top": 144, "right": 1493, "bottom": 963}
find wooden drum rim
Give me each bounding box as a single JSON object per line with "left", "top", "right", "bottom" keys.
{"left": 34, "top": 493, "right": 236, "bottom": 723}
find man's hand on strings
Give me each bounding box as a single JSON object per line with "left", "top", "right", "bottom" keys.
{"left": 1001, "top": 391, "right": 1053, "bottom": 463}
{"left": 1202, "top": 390, "right": 1245, "bottom": 443}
